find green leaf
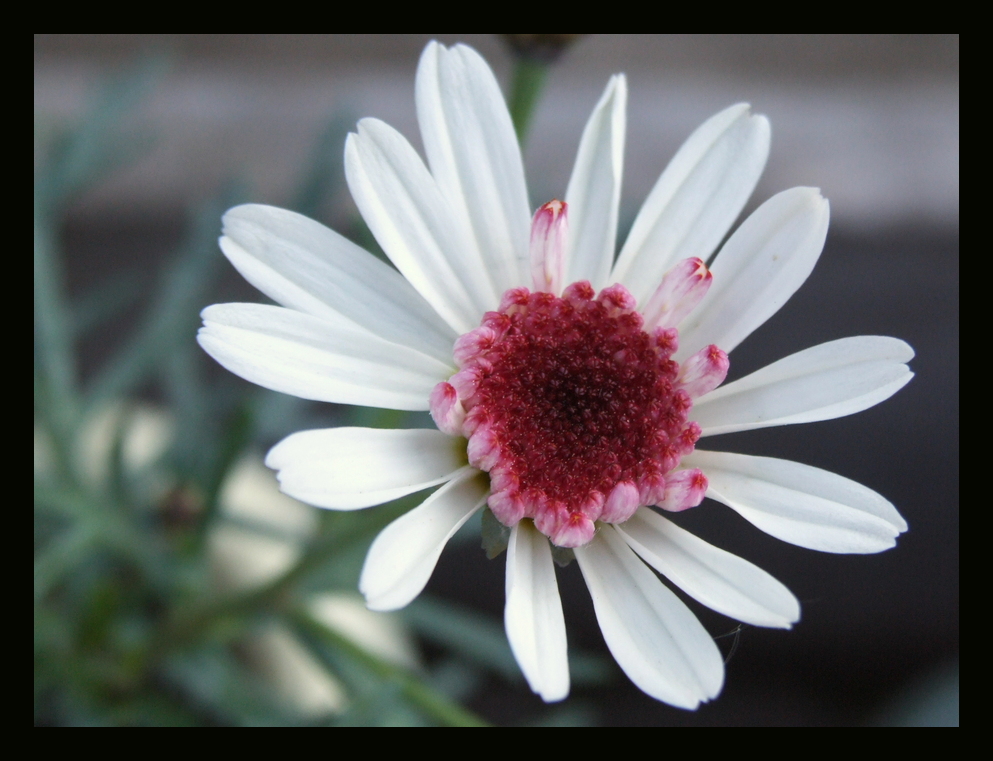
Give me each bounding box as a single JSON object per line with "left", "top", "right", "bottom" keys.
{"left": 291, "top": 607, "right": 489, "bottom": 727}
{"left": 34, "top": 523, "right": 99, "bottom": 603}
{"left": 86, "top": 187, "right": 242, "bottom": 407}
{"left": 404, "top": 596, "right": 522, "bottom": 682}
{"left": 162, "top": 644, "right": 299, "bottom": 726}
{"left": 70, "top": 269, "right": 145, "bottom": 339}
{"left": 34, "top": 203, "right": 77, "bottom": 441}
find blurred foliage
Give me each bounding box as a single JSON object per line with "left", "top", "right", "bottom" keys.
{"left": 502, "top": 35, "right": 585, "bottom": 144}
{"left": 34, "top": 58, "right": 611, "bottom": 727}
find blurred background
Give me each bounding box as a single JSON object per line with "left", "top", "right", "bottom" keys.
{"left": 34, "top": 34, "right": 958, "bottom": 726}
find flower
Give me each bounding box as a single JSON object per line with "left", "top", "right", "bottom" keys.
{"left": 197, "top": 41, "right": 913, "bottom": 709}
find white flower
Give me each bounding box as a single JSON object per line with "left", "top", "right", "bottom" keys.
{"left": 197, "top": 41, "right": 912, "bottom": 709}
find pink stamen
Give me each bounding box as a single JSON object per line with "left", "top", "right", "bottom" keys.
{"left": 677, "top": 422, "right": 702, "bottom": 455}
{"left": 530, "top": 200, "right": 568, "bottom": 296}
{"left": 449, "top": 366, "right": 484, "bottom": 400}
{"left": 467, "top": 425, "right": 501, "bottom": 471}
{"left": 641, "top": 257, "right": 713, "bottom": 331}
{"left": 601, "top": 481, "right": 641, "bottom": 523}
{"left": 428, "top": 382, "right": 465, "bottom": 436}
{"left": 657, "top": 468, "right": 708, "bottom": 512}
{"left": 499, "top": 287, "right": 531, "bottom": 314}
{"left": 550, "top": 511, "right": 596, "bottom": 549}
{"left": 637, "top": 471, "right": 667, "bottom": 507}
{"left": 481, "top": 311, "right": 511, "bottom": 339}
{"left": 562, "top": 281, "right": 595, "bottom": 304}
{"left": 653, "top": 327, "right": 679, "bottom": 358}
{"left": 488, "top": 485, "right": 526, "bottom": 525}
{"left": 597, "top": 283, "right": 638, "bottom": 313}
{"left": 530, "top": 493, "right": 557, "bottom": 536}
{"left": 678, "top": 344, "right": 730, "bottom": 399}
{"left": 453, "top": 327, "right": 498, "bottom": 368}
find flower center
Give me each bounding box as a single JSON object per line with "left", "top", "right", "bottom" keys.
{"left": 477, "top": 283, "right": 690, "bottom": 505}
{"left": 432, "top": 279, "right": 724, "bottom": 548}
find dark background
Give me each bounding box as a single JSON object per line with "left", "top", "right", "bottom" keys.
{"left": 35, "top": 34, "right": 958, "bottom": 726}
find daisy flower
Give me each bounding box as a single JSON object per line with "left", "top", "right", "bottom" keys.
{"left": 197, "top": 41, "right": 913, "bottom": 709}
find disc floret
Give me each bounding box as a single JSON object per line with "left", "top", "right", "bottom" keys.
{"left": 433, "top": 276, "right": 729, "bottom": 548}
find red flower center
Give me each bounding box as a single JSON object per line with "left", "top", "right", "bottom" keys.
{"left": 478, "top": 285, "right": 690, "bottom": 503}
{"left": 433, "top": 280, "right": 716, "bottom": 547}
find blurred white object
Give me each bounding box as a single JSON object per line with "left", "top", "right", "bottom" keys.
{"left": 34, "top": 403, "right": 176, "bottom": 501}
{"left": 75, "top": 403, "right": 175, "bottom": 486}
{"left": 213, "top": 453, "right": 421, "bottom": 717}
{"left": 247, "top": 623, "right": 348, "bottom": 717}
{"left": 211, "top": 456, "right": 316, "bottom": 591}
{"left": 309, "top": 593, "right": 419, "bottom": 670}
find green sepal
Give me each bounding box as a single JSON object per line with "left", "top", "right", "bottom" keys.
{"left": 480, "top": 506, "right": 510, "bottom": 559}
{"left": 550, "top": 546, "right": 575, "bottom": 568}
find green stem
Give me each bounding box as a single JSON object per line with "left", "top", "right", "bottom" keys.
{"left": 191, "top": 400, "right": 254, "bottom": 550}
{"left": 508, "top": 59, "right": 548, "bottom": 147}
{"left": 292, "top": 609, "right": 490, "bottom": 727}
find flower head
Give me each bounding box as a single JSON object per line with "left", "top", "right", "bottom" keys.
{"left": 198, "top": 41, "right": 913, "bottom": 709}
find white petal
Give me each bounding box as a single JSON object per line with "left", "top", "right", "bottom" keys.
{"left": 692, "top": 336, "right": 915, "bottom": 435}
{"left": 575, "top": 527, "right": 723, "bottom": 708}
{"left": 613, "top": 104, "right": 770, "bottom": 305}
{"left": 220, "top": 204, "right": 457, "bottom": 363}
{"left": 616, "top": 508, "right": 799, "bottom": 628}
{"left": 345, "top": 119, "right": 497, "bottom": 334}
{"left": 684, "top": 450, "right": 908, "bottom": 553}
{"left": 360, "top": 468, "right": 488, "bottom": 611}
{"left": 265, "top": 427, "right": 469, "bottom": 510}
{"left": 675, "top": 187, "right": 830, "bottom": 361}
{"left": 505, "top": 522, "right": 570, "bottom": 702}
{"left": 564, "top": 75, "right": 626, "bottom": 290}
{"left": 198, "top": 303, "right": 450, "bottom": 410}
{"left": 416, "top": 42, "right": 531, "bottom": 294}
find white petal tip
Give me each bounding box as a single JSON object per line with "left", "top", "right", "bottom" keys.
{"left": 219, "top": 203, "right": 252, "bottom": 228}
{"left": 358, "top": 583, "right": 411, "bottom": 614}
{"left": 783, "top": 185, "right": 827, "bottom": 207}
{"left": 869, "top": 535, "right": 900, "bottom": 553}
{"left": 263, "top": 439, "right": 287, "bottom": 470}
{"left": 538, "top": 687, "right": 570, "bottom": 703}
{"left": 359, "top": 593, "right": 404, "bottom": 614}
{"left": 589, "top": 73, "right": 626, "bottom": 112}
{"left": 747, "top": 601, "right": 801, "bottom": 630}
{"left": 771, "top": 609, "right": 801, "bottom": 630}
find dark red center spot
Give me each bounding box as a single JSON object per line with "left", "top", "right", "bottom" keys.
{"left": 467, "top": 284, "right": 689, "bottom": 509}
